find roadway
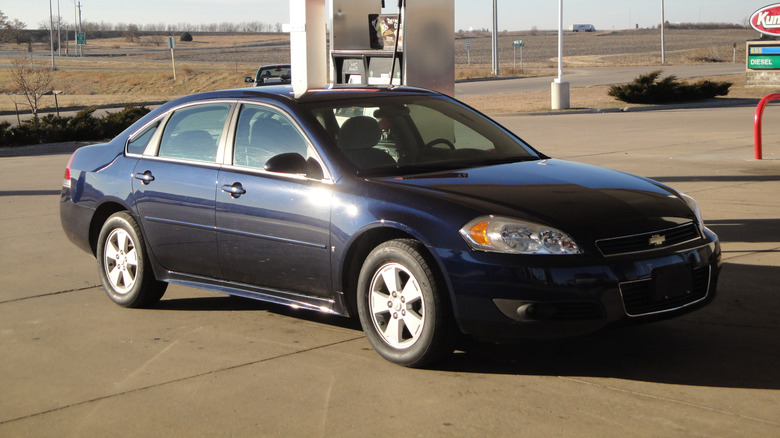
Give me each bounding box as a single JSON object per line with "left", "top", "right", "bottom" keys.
{"left": 1, "top": 64, "right": 747, "bottom": 126}
{"left": 1, "top": 104, "right": 779, "bottom": 436}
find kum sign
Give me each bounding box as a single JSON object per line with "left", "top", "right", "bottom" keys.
{"left": 752, "top": 3, "right": 780, "bottom": 36}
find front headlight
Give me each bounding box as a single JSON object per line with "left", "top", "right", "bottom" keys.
{"left": 459, "top": 215, "right": 582, "bottom": 255}
{"left": 679, "top": 192, "right": 704, "bottom": 229}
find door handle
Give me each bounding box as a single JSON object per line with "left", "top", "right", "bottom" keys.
{"left": 221, "top": 182, "right": 246, "bottom": 198}
{"left": 134, "top": 170, "right": 155, "bottom": 185}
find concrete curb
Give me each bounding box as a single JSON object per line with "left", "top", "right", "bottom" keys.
{"left": 0, "top": 141, "right": 99, "bottom": 157}
{"left": 0, "top": 101, "right": 167, "bottom": 118}
{"left": 498, "top": 97, "right": 761, "bottom": 117}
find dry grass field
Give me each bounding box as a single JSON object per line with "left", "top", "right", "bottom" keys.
{"left": 0, "top": 28, "right": 767, "bottom": 115}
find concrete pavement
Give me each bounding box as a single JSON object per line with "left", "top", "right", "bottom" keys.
{"left": 1, "top": 104, "right": 779, "bottom": 436}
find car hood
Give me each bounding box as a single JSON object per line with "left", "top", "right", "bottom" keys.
{"left": 375, "top": 159, "right": 695, "bottom": 239}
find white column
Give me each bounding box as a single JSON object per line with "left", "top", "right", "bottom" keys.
{"left": 289, "top": 0, "right": 328, "bottom": 97}
{"left": 551, "top": 0, "right": 569, "bottom": 109}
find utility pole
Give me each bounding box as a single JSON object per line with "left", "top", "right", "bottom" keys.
{"left": 49, "top": 0, "right": 56, "bottom": 69}
{"left": 78, "top": 1, "right": 83, "bottom": 57}
{"left": 661, "top": 0, "right": 666, "bottom": 64}
{"left": 57, "top": 0, "right": 61, "bottom": 56}
{"left": 72, "top": 0, "right": 79, "bottom": 56}
{"left": 491, "top": 0, "right": 499, "bottom": 76}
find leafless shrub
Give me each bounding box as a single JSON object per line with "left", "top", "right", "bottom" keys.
{"left": 148, "top": 34, "right": 166, "bottom": 47}
{"left": 9, "top": 56, "right": 54, "bottom": 118}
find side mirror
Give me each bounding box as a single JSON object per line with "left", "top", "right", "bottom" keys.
{"left": 264, "top": 153, "right": 308, "bottom": 175}
{"left": 244, "top": 77, "right": 254, "bottom": 83}
{"left": 264, "top": 153, "right": 326, "bottom": 180}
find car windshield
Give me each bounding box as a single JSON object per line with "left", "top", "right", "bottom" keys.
{"left": 302, "top": 95, "right": 541, "bottom": 176}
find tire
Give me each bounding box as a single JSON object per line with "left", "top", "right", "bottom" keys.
{"left": 357, "top": 239, "right": 452, "bottom": 367}
{"left": 96, "top": 211, "right": 167, "bottom": 308}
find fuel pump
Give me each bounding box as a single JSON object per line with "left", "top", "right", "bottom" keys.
{"left": 289, "top": 0, "right": 454, "bottom": 96}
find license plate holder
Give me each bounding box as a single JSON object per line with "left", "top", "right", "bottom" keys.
{"left": 651, "top": 264, "right": 693, "bottom": 302}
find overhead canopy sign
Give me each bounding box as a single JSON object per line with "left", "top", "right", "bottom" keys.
{"left": 751, "top": 3, "right": 780, "bottom": 36}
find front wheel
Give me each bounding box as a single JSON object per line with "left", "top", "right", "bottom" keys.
{"left": 96, "top": 211, "right": 167, "bottom": 308}
{"left": 357, "top": 239, "right": 452, "bottom": 367}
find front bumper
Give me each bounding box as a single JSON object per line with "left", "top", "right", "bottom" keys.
{"left": 441, "top": 231, "right": 720, "bottom": 341}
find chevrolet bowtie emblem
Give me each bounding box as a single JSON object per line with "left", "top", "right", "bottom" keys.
{"left": 649, "top": 234, "right": 666, "bottom": 247}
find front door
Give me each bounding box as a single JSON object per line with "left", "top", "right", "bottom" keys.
{"left": 216, "top": 104, "right": 332, "bottom": 298}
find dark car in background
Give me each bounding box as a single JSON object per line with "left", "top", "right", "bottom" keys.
{"left": 60, "top": 85, "right": 720, "bottom": 367}
{"left": 244, "top": 64, "right": 291, "bottom": 86}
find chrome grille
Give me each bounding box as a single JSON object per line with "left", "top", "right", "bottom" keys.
{"left": 619, "top": 266, "right": 710, "bottom": 317}
{"left": 596, "top": 222, "right": 701, "bottom": 257}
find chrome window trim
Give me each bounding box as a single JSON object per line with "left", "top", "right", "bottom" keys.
{"left": 125, "top": 99, "right": 333, "bottom": 184}
{"left": 125, "top": 115, "right": 166, "bottom": 158}
{"left": 125, "top": 100, "right": 237, "bottom": 162}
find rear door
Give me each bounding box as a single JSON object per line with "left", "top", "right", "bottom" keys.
{"left": 131, "top": 102, "right": 233, "bottom": 278}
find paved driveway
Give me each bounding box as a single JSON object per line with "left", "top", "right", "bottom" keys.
{"left": 1, "top": 105, "right": 779, "bottom": 436}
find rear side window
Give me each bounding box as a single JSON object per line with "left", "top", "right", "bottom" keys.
{"left": 157, "top": 104, "right": 231, "bottom": 162}
{"left": 127, "top": 121, "right": 160, "bottom": 155}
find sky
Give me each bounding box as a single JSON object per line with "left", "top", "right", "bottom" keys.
{"left": 2, "top": 1, "right": 770, "bottom": 32}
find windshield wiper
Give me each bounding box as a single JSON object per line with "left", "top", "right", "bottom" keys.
{"left": 470, "top": 156, "right": 540, "bottom": 167}
{"left": 355, "top": 156, "right": 540, "bottom": 178}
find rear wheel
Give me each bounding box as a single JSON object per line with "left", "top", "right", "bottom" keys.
{"left": 357, "top": 239, "right": 452, "bottom": 367}
{"left": 96, "top": 212, "right": 167, "bottom": 308}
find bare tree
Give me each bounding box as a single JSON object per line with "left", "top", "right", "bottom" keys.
{"left": 0, "top": 10, "right": 26, "bottom": 43}
{"left": 9, "top": 56, "right": 54, "bottom": 119}
{"left": 125, "top": 24, "right": 140, "bottom": 42}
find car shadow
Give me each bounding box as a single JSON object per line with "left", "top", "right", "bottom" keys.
{"left": 149, "top": 217, "right": 779, "bottom": 390}
{"left": 440, "top": 262, "right": 780, "bottom": 392}
{"left": 708, "top": 218, "right": 780, "bottom": 245}
{"left": 442, "top": 216, "right": 780, "bottom": 390}
{"left": 152, "top": 294, "right": 362, "bottom": 331}
{"left": 650, "top": 175, "right": 780, "bottom": 183}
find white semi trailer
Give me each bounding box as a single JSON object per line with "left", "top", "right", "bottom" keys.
{"left": 570, "top": 24, "right": 595, "bottom": 32}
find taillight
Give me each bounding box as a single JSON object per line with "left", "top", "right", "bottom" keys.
{"left": 63, "top": 153, "right": 75, "bottom": 188}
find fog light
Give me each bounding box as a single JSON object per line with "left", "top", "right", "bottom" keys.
{"left": 518, "top": 303, "right": 556, "bottom": 320}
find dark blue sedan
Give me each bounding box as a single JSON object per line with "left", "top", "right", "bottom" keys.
{"left": 60, "top": 85, "right": 720, "bottom": 367}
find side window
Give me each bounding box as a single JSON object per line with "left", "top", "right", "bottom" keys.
{"left": 158, "top": 104, "right": 231, "bottom": 162}
{"left": 127, "top": 121, "right": 160, "bottom": 155}
{"left": 233, "top": 104, "right": 309, "bottom": 169}
{"left": 326, "top": 106, "right": 400, "bottom": 167}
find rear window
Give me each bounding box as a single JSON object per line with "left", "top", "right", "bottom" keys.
{"left": 157, "top": 104, "right": 231, "bottom": 162}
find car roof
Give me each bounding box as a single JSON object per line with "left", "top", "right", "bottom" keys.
{"left": 171, "top": 85, "right": 444, "bottom": 107}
